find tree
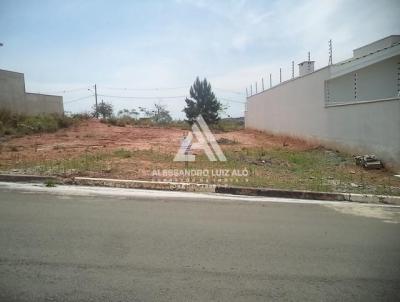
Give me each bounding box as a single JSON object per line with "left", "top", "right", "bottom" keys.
{"left": 183, "top": 77, "right": 223, "bottom": 125}
{"left": 117, "top": 108, "right": 139, "bottom": 119}
{"left": 92, "top": 101, "right": 113, "bottom": 119}
{"left": 139, "top": 104, "right": 172, "bottom": 124}
{"left": 153, "top": 104, "right": 172, "bottom": 124}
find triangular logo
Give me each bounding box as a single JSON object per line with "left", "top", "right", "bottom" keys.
{"left": 174, "top": 115, "right": 226, "bottom": 162}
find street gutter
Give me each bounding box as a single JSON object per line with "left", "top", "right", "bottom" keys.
{"left": 0, "top": 174, "right": 399, "bottom": 205}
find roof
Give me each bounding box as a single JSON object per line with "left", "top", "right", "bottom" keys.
{"left": 330, "top": 41, "right": 400, "bottom": 79}
{"left": 352, "top": 35, "right": 400, "bottom": 53}
{"left": 337, "top": 40, "right": 400, "bottom": 66}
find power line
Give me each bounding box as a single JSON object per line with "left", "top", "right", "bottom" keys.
{"left": 218, "top": 97, "right": 246, "bottom": 104}
{"left": 38, "top": 84, "right": 245, "bottom": 100}
{"left": 97, "top": 94, "right": 187, "bottom": 100}
{"left": 214, "top": 87, "right": 245, "bottom": 95}
{"left": 97, "top": 94, "right": 245, "bottom": 104}
{"left": 48, "top": 86, "right": 91, "bottom": 94}
{"left": 64, "top": 95, "right": 94, "bottom": 104}
{"left": 101, "top": 85, "right": 244, "bottom": 95}
{"left": 101, "top": 86, "right": 188, "bottom": 91}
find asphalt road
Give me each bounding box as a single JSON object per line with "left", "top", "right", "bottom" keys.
{"left": 0, "top": 183, "right": 399, "bottom": 301}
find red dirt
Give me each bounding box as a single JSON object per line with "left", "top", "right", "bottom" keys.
{"left": 215, "top": 130, "right": 319, "bottom": 151}
{"left": 0, "top": 120, "right": 317, "bottom": 164}
{"left": 1, "top": 120, "right": 183, "bottom": 162}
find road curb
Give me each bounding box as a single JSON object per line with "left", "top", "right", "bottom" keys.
{"left": 67, "top": 177, "right": 216, "bottom": 193}
{"left": 215, "top": 186, "right": 346, "bottom": 201}
{"left": 345, "top": 193, "right": 400, "bottom": 205}
{"left": 1, "top": 174, "right": 399, "bottom": 205}
{"left": 214, "top": 185, "right": 400, "bottom": 205}
{"left": 0, "top": 174, "right": 58, "bottom": 183}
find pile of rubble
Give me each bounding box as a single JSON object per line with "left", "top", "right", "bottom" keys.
{"left": 355, "top": 154, "right": 383, "bottom": 169}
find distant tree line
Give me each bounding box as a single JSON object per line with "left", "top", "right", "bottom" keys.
{"left": 91, "top": 77, "right": 226, "bottom": 127}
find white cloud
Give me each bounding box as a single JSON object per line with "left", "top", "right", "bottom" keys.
{"left": 5, "top": 0, "right": 400, "bottom": 118}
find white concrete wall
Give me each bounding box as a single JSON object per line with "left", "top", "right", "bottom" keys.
{"left": 245, "top": 66, "right": 400, "bottom": 167}
{"left": 327, "top": 55, "right": 400, "bottom": 103}
{"left": 325, "top": 99, "right": 400, "bottom": 164}
{"left": 246, "top": 67, "right": 330, "bottom": 140}
{"left": 0, "top": 69, "right": 63, "bottom": 116}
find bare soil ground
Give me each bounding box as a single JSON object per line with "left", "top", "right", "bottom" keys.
{"left": 0, "top": 120, "right": 316, "bottom": 157}
{"left": 1, "top": 119, "right": 399, "bottom": 195}
{"left": 1, "top": 120, "right": 184, "bottom": 159}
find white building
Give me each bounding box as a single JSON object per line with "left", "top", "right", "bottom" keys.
{"left": 245, "top": 35, "right": 400, "bottom": 167}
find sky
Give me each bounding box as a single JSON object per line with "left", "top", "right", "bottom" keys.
{"left": 0, "top": 0, "right": 399, "bottom": 119}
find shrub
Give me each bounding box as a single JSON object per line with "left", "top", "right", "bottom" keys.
{"left": 213, "top": 118, "right": 244, "bottom": 132}
{"left": 0, "top": 109, "right": 77, "bottom": 136}
{"left": 103, "top": 117, "right": 117, "bottom": 126}
{"left": 56, "top": 114, "right": 74, "bottom": 128}
{"left": 24, "top": 115, "right": 59, "bottom": 133}
{"left": 44, "top": 179, "right": 57, "bottom": 187}
{"left": 71, "top": 112, "right": 91, "bottom": 120}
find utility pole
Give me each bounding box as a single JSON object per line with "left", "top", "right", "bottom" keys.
{"left": 279, "top": 68, "right": 282, "bottom": 83}
{"left": 329, "top": 39, "right": 333, "bottom": 65}
{"left": 269, "top": 73, "right": 272, "bottom": 88}
{"left": 94, "top": 84, "right": 98, "bottom": 118}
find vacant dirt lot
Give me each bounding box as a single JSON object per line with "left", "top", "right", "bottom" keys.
{"left": 1, "top": 119, "right": 399, "bottom": 195}
{"left": 0, "top": 120, "right": 317, "bottom": 159}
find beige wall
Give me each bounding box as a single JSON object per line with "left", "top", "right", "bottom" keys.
{"left": 25, "top": 93, "right": 64, "bottom": 115}
{"left": 0, "top": 70, "right": 26, "bottom": 114}
{"left": 245, "top": 65, "right": 400, "bottom": 167}
{"left": 0, "top": 69, "right": 63, "bottom": 116}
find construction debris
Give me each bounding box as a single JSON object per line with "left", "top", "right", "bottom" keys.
{"left": 355, "top": 154, "right": 383, "bottom": 169}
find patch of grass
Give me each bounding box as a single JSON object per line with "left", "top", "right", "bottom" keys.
{"left": 142, "top": 147, "right": 399, "bottom": 196}
{"left": 70, "top": 112, "right": 92, "bottom": 120}
{"left": 16, "top": 152, "right": 110, "bottom": 176}
{"left": 113, "top": 148, "right": 132, "bottom": 158}
{"left": 44, "top": 179, "right": 57, "bottom": 187}
{"left": 213, "top": 118, "right": 244, "bottom": 132}
{"left": 4, "top": 139, "right": 399, "bottom": 196}
{"left": 217, "top": 137, "right": 238, "bottom": 145}
{"left": 100, "top": 116, "right": 191, "bottom": 130}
